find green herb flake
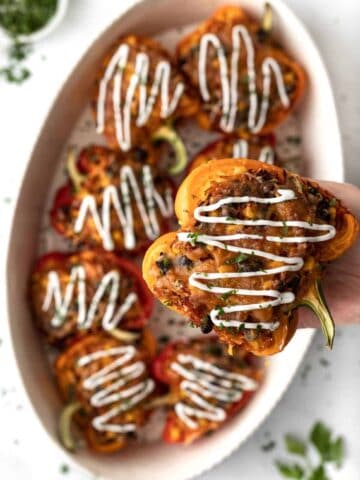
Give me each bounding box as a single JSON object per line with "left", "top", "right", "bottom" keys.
{"left": 329, "top": 198, "right": 338, "bottom": 208}
{"left": 308, "top": 465, "right": 329, "bottom": 480}
{"left": 225, "top": 253, "right": 249, "bottom": 265}
{"left": 187, "top": 232, "right": 201, "bottom": 245}
{"left": 285, "top": 434, "right": 306, "bottom": 456}
{"left": 275, "top": 461, "right": 304, "bottom": 479}
{"left": 59, "top": 463, "right": 70, "bottom": 474}
{"left": 221, "top": 289, "right": 236, "bottom": 301}
{"left": 282, "top": 221, "right": 289, "bottom": 236}
{"left": 261, "top": 440, "right": 276, "bottom": 452}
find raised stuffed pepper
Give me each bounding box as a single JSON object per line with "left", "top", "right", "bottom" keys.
{"left": 176, "top": 5, "right": 306, "bottom": 135}
{"left": 51, "top": 145, "right": 175, "bottom": 252}
{"left": 152, "top": 337, "right": 263, "bottom": 444}
{"left": 143, "top": 159, "right": 359, "bottom": 355}
{"left": 55, "top": 331, "right": 157, "bottom": 453}
{"left": 188, "top": 133, "right": 276, "bottom": 172}
{"left": 93, "top": 35, "right": 199, "bottom": 173}
{"left": 31, "top": 249, "right": 153, "bottom": 344}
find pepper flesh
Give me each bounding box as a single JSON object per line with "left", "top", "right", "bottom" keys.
{"left": 152, "top": 338, "right": 263, "bottom": 444}
{"left": 50, "top": 145, "right": 175, "bottom": 253}
{"left": 143, "top": 159, "right": 359, "bottom": 355}
{"left": 55, "top": 331, "right": 157, "bottom": 453}
{"left": 31, "top": 249, "right": 154, "bottom": 344}
{"left": 176, "top": 5, "right": 306, "bottom": 135}
{"left": 92, "top": 34, "right": 199, "bottom": 151}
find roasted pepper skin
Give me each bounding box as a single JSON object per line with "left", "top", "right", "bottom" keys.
{"left": 143, "top": 159, "right": 359, "bottom": 355}
{"left": 50, "top": 145, "right": 176, "bottom": 253}
{"left": 92, "top": 34, "right": 199, "bottom": 151}
{"left": 187, "top": 133, "right": 276, "bottom": 173}
{"left": 31, "top": 249, "right": 154, "bottom": 344}
{"left": 176, "top": 5, "right": 306, "bottom": 135}
{"left": 55, "top": 331, "right": 157, "bottom": 453}
{"left": 152, "top": 338, "right": 263, "bottom": 444}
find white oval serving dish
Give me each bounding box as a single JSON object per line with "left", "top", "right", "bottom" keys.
{"left": 5, "top": 0, "right": 343, "bottom": 479}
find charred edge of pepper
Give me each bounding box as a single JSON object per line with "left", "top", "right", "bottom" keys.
{"left": 66, "top": 149, "right": 86, "bottom": 191}
{"left": 59, "top": 402, "right": 82, "bottom": 452}
{"left": 152, "top": 125, "right": 188, "bottom": 175}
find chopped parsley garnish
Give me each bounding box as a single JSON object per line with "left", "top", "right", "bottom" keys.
{"left": 282, "top": 221, "right": 289, "bottom": 236}
{"left": 225, "top": 253, "right": 249, "bottom": 265}
{"left": 221, "top": 289, "right": 237, "bottom": 301}
{"left": 187, "top": 232, "right": 201, "bottom": 245}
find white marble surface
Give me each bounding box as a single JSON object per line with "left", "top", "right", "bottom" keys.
{"left": 0, "top": 1, "right": 359, "bottom": 479}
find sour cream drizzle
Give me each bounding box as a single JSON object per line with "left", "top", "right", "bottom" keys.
{"left": 178, "top": 189, "right": 336, "bottom": 330}
{"left": 232, "top": 139, "right": 274, "bottom": 164}
{"left": 170, "top": 353, "right": 258, "bottom": 429}
{"left": 42, "top": 266, "right": 138, "bottom": 330}
{"left": 96, "top": 43, "right": 184, "bottom": 151}
{"left": 78, "top": 345, "right": 154, "bottom": 433}
{"left": 74, "top": 165, "right": 173, "bottom": 251}
{"left": 198, "top": 25, "right": 290, "bottom": 133}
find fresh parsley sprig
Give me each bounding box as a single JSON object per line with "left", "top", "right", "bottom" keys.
{"left": 275, "top": 421, "right": 344, "bottom": 479}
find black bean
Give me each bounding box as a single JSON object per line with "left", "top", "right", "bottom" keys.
{"left": 178, "top": 255, "right": 193, "bottom": 268}
{"left": 156, "top": 256, "right": 172, "bottom": 275}
{"left": 200, "top": 315, "right": 213, "bottom": 334}
{"left": 316, "top": 199, "right": 331, "bottom": 222}
{"left": 132, "top": 147, "right": 148, "bottom": 163}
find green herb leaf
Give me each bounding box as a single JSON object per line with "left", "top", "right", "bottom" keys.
{"left": 275, "top": 461, "right": 304, "bottom": 479}
{"left": 308, "top": 465, "right": 329, "bottom": 480}
{"left": 187, "top": 232, "right": 201, "bottom": 245}
{"left": 310, "top": 422, "right": 332, "bottom": 461}
{"left": 328, "top": 436, "right": 344, "bottom": 468}
{"left": 285, "top": 435, "right": 307, "bottom": 456}
{"left": 225, "top": 253, "right": 248, "bottom": 265}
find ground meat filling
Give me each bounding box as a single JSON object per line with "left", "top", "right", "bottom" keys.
{"left": 152, "top": 168, "right": 339, "bottom": 345}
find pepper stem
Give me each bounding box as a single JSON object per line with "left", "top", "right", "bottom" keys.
{"left": 297, "top": 280, "right": 335, "bottom": 349}
{"left": 144, "top": 393, "right": 177, "bottom": 410}
{"left": 107, "top": 328, "right": 140, "bottom": 343}
{"left": 261, "top": 3, "right": 273, "bottom": 34}
{"left": 152, "top": 125, "right": 187, "bottom": 175}
{"left": 59, "top": 402, "right": 82, "bottom": 452}
{"left": 66, "top": 149, "right": 86, "bottom": 191}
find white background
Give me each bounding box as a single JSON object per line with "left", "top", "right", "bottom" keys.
{"left": 0, "top": 1, "right": 360, "bottom": 479}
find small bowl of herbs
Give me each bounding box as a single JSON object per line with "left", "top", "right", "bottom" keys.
{"left": 0, "top": 0, "right": 68, "bottom": 45}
